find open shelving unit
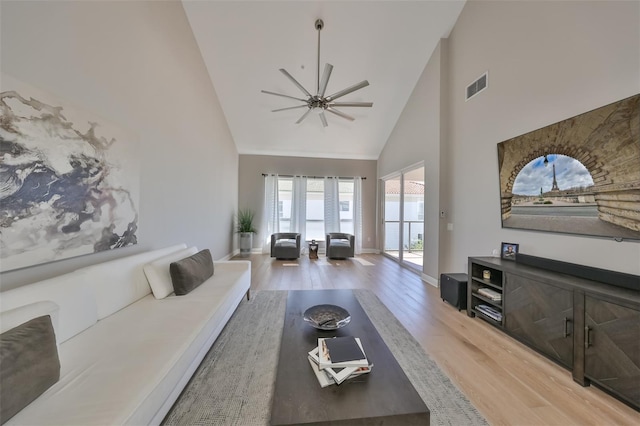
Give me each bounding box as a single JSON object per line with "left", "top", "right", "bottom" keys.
{"left": 468, "top": 260, "right": 503, "bottom": 327}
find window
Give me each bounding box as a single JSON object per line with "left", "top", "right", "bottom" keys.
{"left": 305, "top": 179, "right": 324, "bottom": 240}
{"left": 268, "top": 177, "right": 357, "bottom": 241}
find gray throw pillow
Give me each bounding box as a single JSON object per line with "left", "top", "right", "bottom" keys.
{"left": 170, "top": 249, "right": 214, "bottom": 295}
{"left": 0, "top": 315, "right": 60, "bottom": 424}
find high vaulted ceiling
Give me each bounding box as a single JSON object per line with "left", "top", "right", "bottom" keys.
{"left": 182, "top": 1, "right": 465, "bottom": 160}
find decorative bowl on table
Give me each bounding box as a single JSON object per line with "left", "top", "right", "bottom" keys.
{"left": 303, "top": 304, "right": 351, "bottom": 330}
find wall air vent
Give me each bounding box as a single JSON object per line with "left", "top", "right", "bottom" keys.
{"left": 465, "top": 71, "right": 488, "bottom": 101}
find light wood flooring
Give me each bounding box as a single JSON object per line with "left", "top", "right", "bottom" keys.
{"left": 241, "top": 252, "right": 639, "bottom": 425}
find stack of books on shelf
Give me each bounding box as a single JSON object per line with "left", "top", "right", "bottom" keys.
{"left": 308, "top": 336, "right": 373, "bottom": 387}
{"left": 476, "top": 304, "right": 502, "bottom": 322}
{"left": 478, "top": 287, "right": 502, "bottom": 302}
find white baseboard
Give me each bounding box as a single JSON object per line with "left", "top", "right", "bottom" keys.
{"left": 361, "top": 248, "right": 380, "bottom": 254}
{"left": 421, "top": 273, "right": 438, "bottom": 287}
{"left": 219, "top": 249, "right": 239, "bottom": 261}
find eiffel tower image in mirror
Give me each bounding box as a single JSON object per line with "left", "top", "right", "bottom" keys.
{"left": 551, "top": 163, "right": 560, "bottom": 192}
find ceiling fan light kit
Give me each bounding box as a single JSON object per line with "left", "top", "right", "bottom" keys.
{"left": 261, "top": 19, "right": 373, "bottom": 127}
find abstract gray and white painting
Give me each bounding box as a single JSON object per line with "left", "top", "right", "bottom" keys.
{"left": 0, "top": 76, "right": 139, "bottom": 271}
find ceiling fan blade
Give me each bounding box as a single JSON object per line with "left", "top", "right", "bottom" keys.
{"left": 326, "top": 80, "right": 369, "bottom": 102}
{"left": 329, "top": 102, "right": 373, "bottom": 108}
{"left": 319, "top": 111, "right": 328, "bottom": 127}
{"left": 280, "top": 69, "right": 312, "bottom": 98}
{"left": 272, "top": 105, "right": 309, "bottom": 112}
{"left": 317, "top": 63, "right": 333, "bottom": 97}
{"left": 295, "top": 108, "right": 313, "bottom": 124}
{"left": 326, "top": 107, "right": 355, "bottom": 121}
{"left": 261, "top": 90, "right": 307, "bottom": 102}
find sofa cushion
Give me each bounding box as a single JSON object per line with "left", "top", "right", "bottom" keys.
{"left": 144, "top": 247, "right": 198, "bottom": 299}
{"left": 0, "top": 315, "right": 60, "bottom": 424}
{"left": 85, "top": 244, "right": 188, "bottom": 320}
{"left": 276, "top": 240, "right": 297, "bottom": 248}
{"left": 170, "top": 250, "right": 214, "bottom": 296}
{"left": 0, "top": 302, "right": 60, "bottom": 348}
{"left": 0, "top": 274, "right": 97, "bottom": 345}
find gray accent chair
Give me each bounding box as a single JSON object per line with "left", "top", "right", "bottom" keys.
{"left": 270, "top": 233, "right": 301, "bottom": 259}
{"left": 326, "top": 233, "right": 355, "bottom": 259}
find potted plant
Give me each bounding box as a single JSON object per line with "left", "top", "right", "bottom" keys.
{"left": 235, "top": 208, "right": 257, "bottom": 257}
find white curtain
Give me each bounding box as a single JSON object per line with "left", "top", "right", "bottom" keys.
{"left": 324, "top": 177, "right": 340, "bottom": 235}
{"left": 263, "top": 174, "right": 279, "bottom": 253}
{"left": 290, "top": 176, "right": 307, "bottom": 244}
{"left": 353, "top": 177, "right": 363, "bottom": 255}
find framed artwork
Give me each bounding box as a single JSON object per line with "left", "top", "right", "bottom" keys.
{"left": 1, "top": 74, "right": 140, "bottom": 271}
{"left": 497, "top": 94, "right": 639, "bottom": 241}
{"left": 501, "top": 242, "right": 519, "bottom": 260}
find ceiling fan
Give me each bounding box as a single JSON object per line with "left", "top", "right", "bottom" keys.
{"left": 261, "top": 19, "right": 373, "bottom": 127}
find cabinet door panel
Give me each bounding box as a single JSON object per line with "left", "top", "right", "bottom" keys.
{"left": 585, "top": 297, "right": 640, "bottom": 408}
{"left": 504, "top": 274, "right": 573, "bottom": 367}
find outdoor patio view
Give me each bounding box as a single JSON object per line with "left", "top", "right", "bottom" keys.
{"left": 384, "top": 167, "right": 424, "bottom": 270}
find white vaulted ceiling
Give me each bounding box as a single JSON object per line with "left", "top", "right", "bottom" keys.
{"left": 182, "top": 1, "right": 465, "bottom": 160}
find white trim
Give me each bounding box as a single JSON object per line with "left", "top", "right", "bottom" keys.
{"left": 218, "top": 252, "right": 236, "bottom": 261}
{"left": 237, "top": 148, "right": 378, "bottom": 161}
{"left": 361, "top": 248, "right": 380, "bottom": 254}
{"left": 222, "top": 248, "right": 259, "bottom": 260}
{"left": 379, "top": 160, "right": 425, "bottom": 181}
{"left": 421, "top": 273, "right": 438, "bottom": 287}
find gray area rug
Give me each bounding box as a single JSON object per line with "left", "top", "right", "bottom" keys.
{"left": 163, "top": 290, "right": 487, "bottom": 426}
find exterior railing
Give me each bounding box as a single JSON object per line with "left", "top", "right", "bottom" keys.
{"left": 384, "top": 220, "right": 424, "bottom": 255}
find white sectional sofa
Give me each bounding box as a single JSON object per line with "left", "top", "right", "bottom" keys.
{"left": 0, "top": 244, "right": 251, "bottom": 425}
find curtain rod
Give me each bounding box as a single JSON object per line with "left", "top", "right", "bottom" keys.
{"left": 262, "top": 173, "right": 366, "bottom": 180}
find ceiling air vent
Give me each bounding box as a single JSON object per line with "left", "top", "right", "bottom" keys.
{"left": 465, "top": 71, "right": 488, "bottom": 101}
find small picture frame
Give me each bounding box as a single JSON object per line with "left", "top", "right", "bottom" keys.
{"left": 501, "top": 242, "right": 519, "bottom": 260}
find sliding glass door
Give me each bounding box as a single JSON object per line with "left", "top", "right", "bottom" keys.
{"left": 383, "top": 175, "right": 401, "bottom": 260}
{"left": 401, "top": 167, "right": 424, "bottom": 269}
{"left": 382, "top": 165, "right": 424, "bottom": 270}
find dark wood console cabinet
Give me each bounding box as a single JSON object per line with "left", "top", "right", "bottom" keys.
{"left": 468, "top": 256, "right": 640, "bottom": 410}
{"left": 504, "top": 274, "right": 574, "bottom": 368}
{"left": 583, "top": 295, "right": 640, "bottom": 406}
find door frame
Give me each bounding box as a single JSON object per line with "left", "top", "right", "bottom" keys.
{"left": 380, "top": 162, "right": 425, "bottom": 271}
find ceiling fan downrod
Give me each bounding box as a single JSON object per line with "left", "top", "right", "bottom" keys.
{"left": 315, "top": 19, "right": 323, "bottom": 96}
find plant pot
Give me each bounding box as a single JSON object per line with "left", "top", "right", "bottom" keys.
{"left": 239, "top": 232, "right": 253, "bottom": 257}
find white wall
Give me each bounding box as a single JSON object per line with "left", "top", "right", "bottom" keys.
{"left": 379, "top": 0, "right": 640, "bottom": 277}
{"left": 378, "top": 42, "right": 444, "bottom": 282}
{"left": 444, "top": 0, "right": 640, "bottom": 274}
{"left": 1, "top": 0, "right": 239, "bottom": 290}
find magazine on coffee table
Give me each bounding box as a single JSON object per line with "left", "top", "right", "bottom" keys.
{"left": 307, "top": 356, "right": 334, "bottom": 387}
{"left": 325, "top": 363, "right": 372, "bottom": 385}
{"left": 318, "top": 337, "right": 369, "bottom": 369}
{"left": 308, "top": 344, "right": 372, "bottom": 385}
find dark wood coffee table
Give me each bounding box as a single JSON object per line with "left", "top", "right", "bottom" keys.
{"left": 270, "top": 289, "right": 430, "bottom": 425}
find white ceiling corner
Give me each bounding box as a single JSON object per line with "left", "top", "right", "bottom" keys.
{"left": 182, "top": 0, "right": 466, "bottom": 160}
